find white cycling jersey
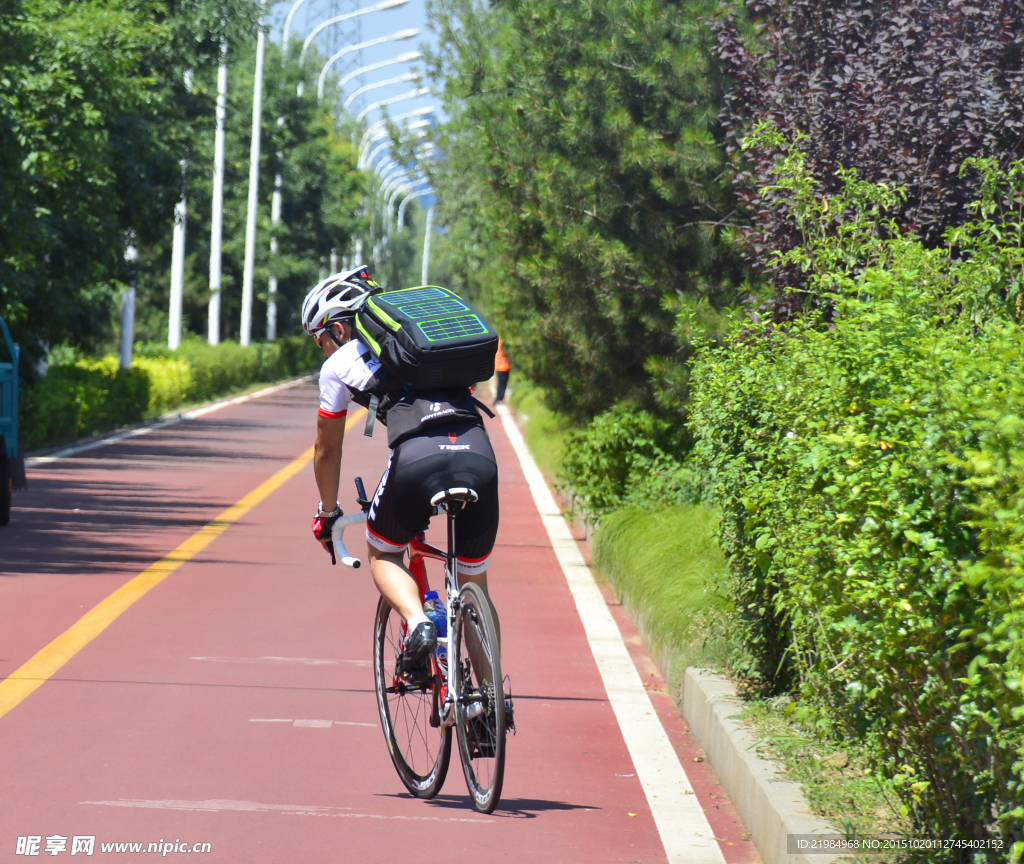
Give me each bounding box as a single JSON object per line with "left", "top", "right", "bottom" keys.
{"left": 318, "top": 339, "right": 381, "bottom": 419}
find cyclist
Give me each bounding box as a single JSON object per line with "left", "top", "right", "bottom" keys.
{"left": 304, "top": 267, "right": 500, "bottom": 675}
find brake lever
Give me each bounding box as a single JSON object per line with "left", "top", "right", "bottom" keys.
{"left": 354, "top": 476, "right": 371, "bottom": 513}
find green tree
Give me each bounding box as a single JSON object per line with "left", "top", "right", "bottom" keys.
{"left": 0, "top": 0, "right": 261, "bottom": 364}
{"left": 135, "top": 37, "right": 367, "bottom": 343}
{"left": 425, "top": 0, "right": 743, "bottom": 420}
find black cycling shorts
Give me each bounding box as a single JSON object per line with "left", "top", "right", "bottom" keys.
{"left": 366, "top": 421, "right": 499, "bottom": 574}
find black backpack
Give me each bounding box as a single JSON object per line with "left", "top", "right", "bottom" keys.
{"left": 355, "top": 285, "right": 498, "bottom": 389}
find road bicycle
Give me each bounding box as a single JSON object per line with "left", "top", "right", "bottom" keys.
{"left": 330, "top": 477, "right": 510, "bottom": 814}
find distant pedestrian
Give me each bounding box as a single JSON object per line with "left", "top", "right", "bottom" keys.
{"left": 493, "top": 337, "right": 511, "bottom": 405}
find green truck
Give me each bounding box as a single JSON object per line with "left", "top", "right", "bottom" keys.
{"left": 0, "top": 316, "right": 26, "bottom": 524}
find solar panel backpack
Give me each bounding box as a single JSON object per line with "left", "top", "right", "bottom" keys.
{"left": 355, "top": 286, "right": 498, "bottom": 389}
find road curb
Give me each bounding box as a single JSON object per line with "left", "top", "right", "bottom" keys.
{"left": 681, "top": 669, "right": 845, "bottom": 864}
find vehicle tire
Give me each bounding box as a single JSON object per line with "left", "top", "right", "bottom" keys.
{"left": 0, "top": 453, "right": 10, "bottom": 526}
{"left": 453, "top": 581, "right": 506, "bottom": 813}
{"left": 373, "top": 596, "right": 451, "bottom": 798}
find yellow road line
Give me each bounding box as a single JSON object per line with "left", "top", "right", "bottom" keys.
{"left": 0, "top": 407, "right": 367, "bottom": 722}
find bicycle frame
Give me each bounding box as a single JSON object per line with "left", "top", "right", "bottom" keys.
{"left": 333, "top": 489, "right": 467, "bottom": 727}
{"left": 407, "top": 519, "right": 460, "bottom": 726}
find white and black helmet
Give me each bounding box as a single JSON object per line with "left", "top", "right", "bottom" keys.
{"left": 301, "top": 265, "right": 379, "bottom": 337}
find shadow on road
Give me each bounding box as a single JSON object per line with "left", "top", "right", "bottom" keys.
{"left": 378, "top": 792, "right": 598, "bottom": 818}
{"left": 1, "top": 398, "right": 315, "bottom": 578}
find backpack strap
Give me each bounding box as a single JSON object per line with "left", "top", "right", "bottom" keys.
{"left": 364, "top": 395, "right": 379, "bottom": 437}
{"left": 471, "top": 397, "right": 496, "bottom": 419}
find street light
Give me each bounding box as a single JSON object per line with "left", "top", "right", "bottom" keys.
{"left": 360, "top": 121, "right": 430, "bottom": 169}
{"left": 281, "top": 0, "right": 312, "bottom": 45}
{"left": 343, "top": 71, "right": 419, "bottom": 109}
{"left": 240, "top": 4, "right": 267, "bottom": 347}
{"left": 338, "top": 51, "right": 421, "bottom": 90}
{"left": 300, "top": 0, "right": 409, "bottom": 62}
{"left": 355, "top": 87, "right": 430, "bottom": 123}
{"left": 397, "top": 188, "right": 430, "bottom": 228}
{"left": 207, "top": 36, "right": 227, "bottom": 345}
{"left": 318, "top": 29, "right": 419, "bottom": 99}
{"left": 387, "top": 177, "right": 428, "bottom": 214}
{"left": 421, "top": 205, "right": 434, "bottom": 283}
{"left": 359, "top": 106, "right": 434, "bottom": 155}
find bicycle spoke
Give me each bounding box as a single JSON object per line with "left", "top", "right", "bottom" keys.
{"left": 373, "top": 597, "right": 451, "bottom": 798}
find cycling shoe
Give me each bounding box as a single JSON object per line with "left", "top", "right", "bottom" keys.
{"left": 400, "top": 621, "right": 438, "bottom": 674}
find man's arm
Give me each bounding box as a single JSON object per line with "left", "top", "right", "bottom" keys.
{"left": 314, "top": 414, "right": 346, "bottom": 514}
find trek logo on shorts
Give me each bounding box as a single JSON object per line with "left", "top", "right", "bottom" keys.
{"left": 439, "top": 444, "right": 471, "bottom": 451}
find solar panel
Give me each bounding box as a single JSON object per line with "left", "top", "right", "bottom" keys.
{"left": 417, "top": 315, "right": 490, "bottom": 342}
{"left": 396, "top": 298, "right": 468, "bottom": 318}
{"left": 378, "top": 287, "right": 448, "bottom": 306}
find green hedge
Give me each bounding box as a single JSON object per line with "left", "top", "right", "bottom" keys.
{"left": 22, "top": 336, "right": 320, "bottom": 451}
{"left": 688, "top": 144, "right": 1024, "bottom": 851}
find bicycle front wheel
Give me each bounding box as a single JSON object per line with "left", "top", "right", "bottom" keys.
{"left": 373, "top": 597, "right": 451, "bottom": 798}
{"left": 452, "top": 581, "right": 506, "bottom": 813}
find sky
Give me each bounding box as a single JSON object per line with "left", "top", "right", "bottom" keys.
{"left": 266, "top": 0, "right": 441, "bottom": 207}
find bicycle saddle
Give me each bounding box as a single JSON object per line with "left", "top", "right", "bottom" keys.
{"left": 430, "top": 487, "right": 479, "bottom": 510}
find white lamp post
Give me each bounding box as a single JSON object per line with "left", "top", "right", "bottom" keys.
{"left": 240, "top": 4, "right": 267, "bottom": 347}
{"left": 421, "top": 205, "right": 434, "bottom": 283}
{"left": 317, "top": 29, "right": 419, "bottom": 99}
{"left": 397, "top": 188, "right": 430, "bottom": 229}
{"left": 267, "top": 159, "right": 281, "bottom": 341}
{"left": 355, "top": 87, "right": 429, "bottom": 123}
{"left": 300, "top": 0, "right": 409, "bottom": 62}
{"left": 168, "top": 70, "right": 193, "bottom": 350}
{"left": 207, "top": 37, "right": 227, "bottom": 346}
{"left": 359, "top": 106, "right": 434, "bottom": 157}
{"left": 281, "top": 0, "right": 312, "bottom": 45}
{"left": 343, "top": 72, "right": 419, "bottom": 109}
{"left": 360, "top": 122, "right": 429, "bottom": 169}
{"left": 339, "top": 51, "right": 421, "bottom": 90}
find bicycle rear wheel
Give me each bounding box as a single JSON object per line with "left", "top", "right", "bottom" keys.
{"left": 373, "top": 597, "right": 451, "bottom": 798}
{"left": 452, "top": 581, "right": 506, "bottom": 813}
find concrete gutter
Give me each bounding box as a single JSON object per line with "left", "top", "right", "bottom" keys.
{"left": 681, "top": 669, "right": 847, "bottom": 864}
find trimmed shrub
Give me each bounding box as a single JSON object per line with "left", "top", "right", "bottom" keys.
{"left": 688, "top": 147, "right": 1024, "bottom": 849}
{"left": 561, "top": 402, "right": 697, "bottom": 517}
{"left": 22, "top": 336, "right": 320, "bottom": 451}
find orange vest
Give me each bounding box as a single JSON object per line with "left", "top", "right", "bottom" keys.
{"left": 494, "top": 338, "right": 511, "bottom": 373}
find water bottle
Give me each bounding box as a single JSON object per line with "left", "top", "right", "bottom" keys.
{"left": 423, "top": 591, "right": 447, "bottom": 663}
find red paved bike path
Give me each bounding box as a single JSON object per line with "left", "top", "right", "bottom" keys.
{"left": 0, "top": 383, "right": 757, "bottom": 863}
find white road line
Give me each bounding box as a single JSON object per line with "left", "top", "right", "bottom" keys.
{"left": 81, "top": 799, "right": 352, "bottom": 813}
{"left": 248, "top": 718, "right": 377, "bottom": 727}
{"left": 27, "top": 376, "right": 313, "bottom": 466}
{"left": 497, "top": 405, "right": 726, "bottom": 864}
{"left": 81, "top": 799, "right": 490, "bottom": 823}
{"left": 192, "top": 655, "right": 370, "bottom": 666}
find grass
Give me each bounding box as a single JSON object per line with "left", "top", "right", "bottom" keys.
{"left": 507, "top": 380, "right": 571, "bottom": 481}
{"left": 741, "top": 700, "right": 913, "bottom": 863}
{"left": 592, "top": 505, "right": 734, "bottom": 681}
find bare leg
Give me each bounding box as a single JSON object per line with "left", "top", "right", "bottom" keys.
{"left": 367, "top": 545, "right": 421, "bottom": 622}
{"left": 458, "top": 569, "right": 500, "bottom": 647}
